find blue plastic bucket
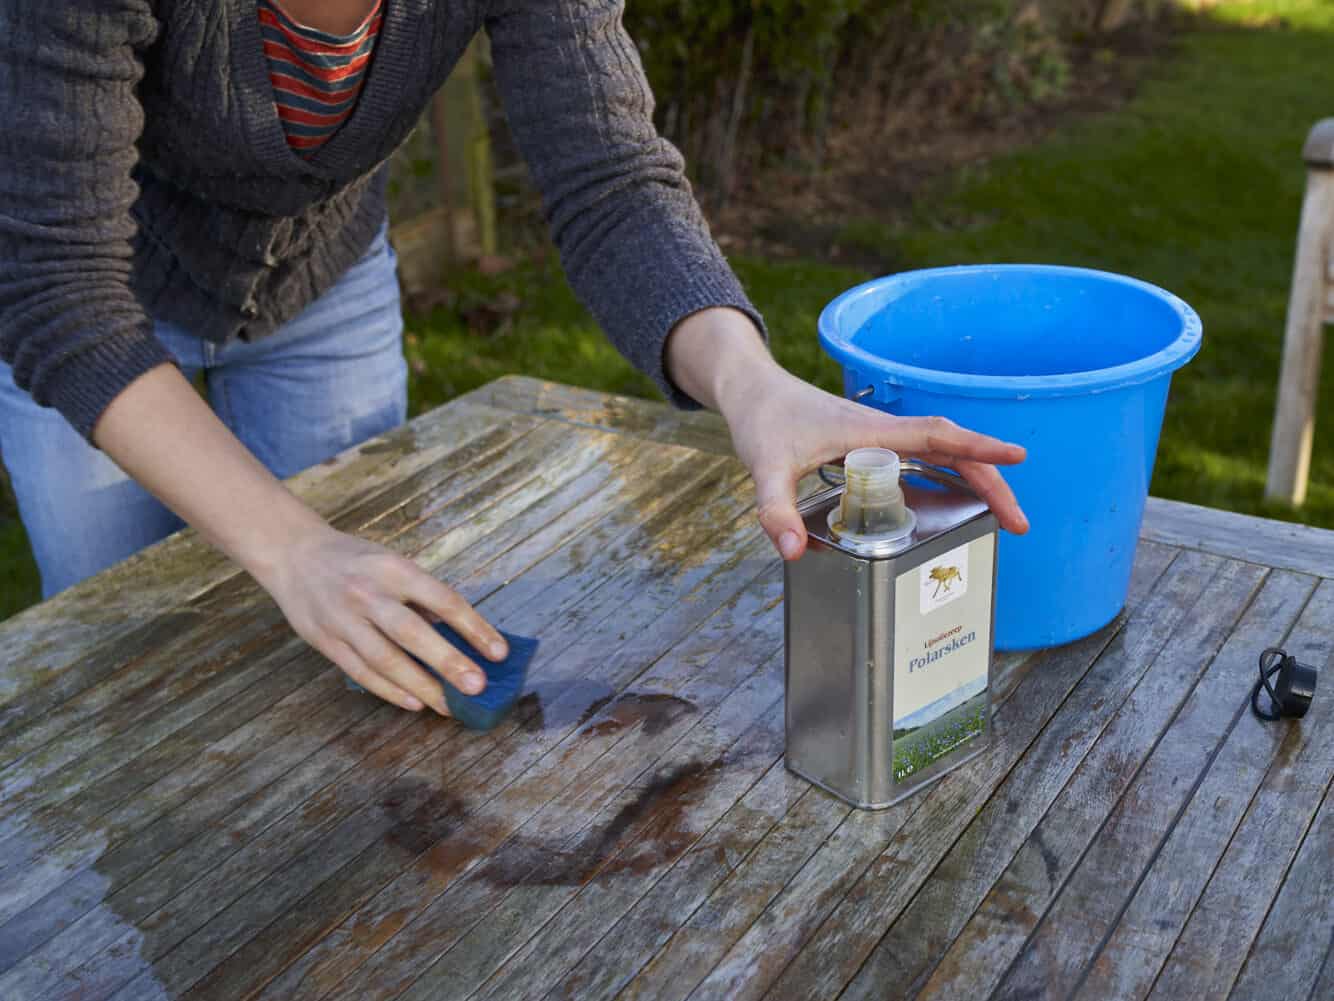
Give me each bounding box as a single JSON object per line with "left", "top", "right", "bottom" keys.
{"left": 819, "top": 264, "right": 1202, "bottom": 650}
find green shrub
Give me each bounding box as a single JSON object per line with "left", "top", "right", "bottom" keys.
{"left": 621, "top": 0, "right": 1162, "bottom": 205}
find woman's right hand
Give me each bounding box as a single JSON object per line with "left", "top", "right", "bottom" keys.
{"left": 254, "top": 522, "right": 509, "bottom": 714}
{"left": 89, "top": 364, "right": 507, "bottom": 714}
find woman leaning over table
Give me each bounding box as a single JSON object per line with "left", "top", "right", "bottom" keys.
{"left": 0, "top": 0, "right": 1027, "bottom": 716}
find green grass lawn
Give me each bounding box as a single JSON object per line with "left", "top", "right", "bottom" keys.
{"left": 0, "top": 474, "right": 39, "bottom": 620}
{"left": 2, "top": 0, "right": 1330, "bottom": 622}
{"left": 891, "top": 0, "right": 1334, "bottom": 527}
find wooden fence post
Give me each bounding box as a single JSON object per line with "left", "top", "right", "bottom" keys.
{"left": 1265, "top": 119, "right": 1334, "bottom": 506}
{"left": 437, "top": 38, "right": 497, "bottom": 259}
{"left": 428, "top": 91, "right": 459, "bottom": 264}
{"left": 389, "top": 38, "right": 497, "bottom": 299}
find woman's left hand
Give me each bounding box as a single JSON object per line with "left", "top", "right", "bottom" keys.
{"left": 725, "top": 364, "right": 1028, "bottom": 560}
{"left": 666, "top": 307, "right": 1029, "bottom": 562}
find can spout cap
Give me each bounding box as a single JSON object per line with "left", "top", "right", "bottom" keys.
{"left": 821, "top": 448, "right": 917, "bottom": 557}
{"left": 839, "top": 448, "right": 909, "bottom": 534}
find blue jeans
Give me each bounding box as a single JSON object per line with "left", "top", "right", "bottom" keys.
{"left": 0, "top": 223, "right": 408, "bottom": 598}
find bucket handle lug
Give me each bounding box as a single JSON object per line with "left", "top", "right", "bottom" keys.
{"left": 848, "top": 381, "right": 900, "bottom": 409}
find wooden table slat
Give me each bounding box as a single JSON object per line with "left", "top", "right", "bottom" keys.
{"left": 825, "top": 557, "right": 1295, "bottom": 1001}
{"left": 242, "top": 531, "right": 779, "bottom": 1001}
{"left": 1226, "top": 780, "right": 1334, "bottom": 1001}
{"left": 1144, "top": 577, "right": 1334, "bottom": 1001}
{"left": 0, "top": 667, "right": 345, "bottom": 897}
{"left": 966, "top": 558, "right": 1277, "bottom": 1000}
{"left": 0, "top": 689, "right": 403, "bottom": 999}
{"left": 0, "top": 427, "right": 683, "bottom": 998}
{"left": 766, "top": 547, "right": 1255, "bottom": 1001}
{"left": 458, "top": 376, "right": 737, "bottom": 458}
{"left": 397, "top": 667, "right": 786, "bottom": 1001}
{"left": 647, "top": 546, "right": 1184, "bottom": 1001}
{"left": 88, "top": 454, "right": 765, "bottom": 999}
{"left": 0, "top": 419, "right": 585, "bottom": 896}
{"left": 0, "top": 401, "right": 534, "bottom": 712}
{"left": 1141, "top": 496, "right": 1334, "bottom": 580}
{"left": 1304, "top": 932, "right": 1334, "bottom": 1001}
{"left": 930, "top": 572, "right": 1331, "bottom": 1001}
{"left": 1072, "top": 574, "right": 1333, "bottom": 1001}
{"left": 473, "top": 544, "right": 1164, "bottom": 1001}
{"left": 0, "top": 424, "right": 640, "bottom": 998}
{"left": 541, "top": 766, "right": 822, "bottom": 1001}
{"left": 2, "top": 378, "right": 1329, "bottom": 1001}
{"left": 0, "top": 406, "right": 547, "bottom": 756}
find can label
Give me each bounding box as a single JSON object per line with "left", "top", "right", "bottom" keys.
{"left": 891, "top": 535, "right": 995, "bottom": 783}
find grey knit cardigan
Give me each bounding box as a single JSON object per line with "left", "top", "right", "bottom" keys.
{"left": 0, "top": 0, "right": 763, "bottom": 439}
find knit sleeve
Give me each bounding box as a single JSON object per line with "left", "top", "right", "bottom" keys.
{"left": 483, "top": 0, "right": 768, "bottom": 409}
{"left": 0, "top": 0, "right": 175, "bottom": 440}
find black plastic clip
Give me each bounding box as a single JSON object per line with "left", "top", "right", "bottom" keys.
{"left": 1251, "top": 647, "right": 1318, "bottom": 722}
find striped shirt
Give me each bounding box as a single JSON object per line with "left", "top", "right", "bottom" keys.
{"left": 258, "top": 0, "right": 384, "bottom": 156}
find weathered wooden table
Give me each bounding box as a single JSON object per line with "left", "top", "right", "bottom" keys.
{"left": 1, "top": 376, "right": 1331, "bottom": 1001}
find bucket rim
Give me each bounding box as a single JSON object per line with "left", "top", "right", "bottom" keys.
{"left": 818, "top": 264, "right": 1203, "bottom": 399}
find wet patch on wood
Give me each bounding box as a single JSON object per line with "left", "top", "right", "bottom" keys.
{"left": 479, "top": 759, "right": 721, "bottom": 888}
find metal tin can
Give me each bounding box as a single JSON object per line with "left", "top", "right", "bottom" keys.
{"left": 784, "top": 461, "right": 998, "bottom": 809}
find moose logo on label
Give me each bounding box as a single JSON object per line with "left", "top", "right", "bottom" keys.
{"left": 920, "top": 542, "right": 969, "bottom": 614}
{"left": 929, "top": 566, "right": 962, "bottom": 597}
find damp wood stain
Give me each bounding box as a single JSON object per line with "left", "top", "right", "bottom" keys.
{"left": 510, "top": 680, "right": 618, "bottom": 733}
{"left": 513, "top": 683, "right": 696, "bottom": 738}
{"left": 578, "top": 693, "right": 698, "bottom": 739}
{"left": 379, "top": 780, "right": 468, "bottom": 857}
{"left": 481, "top": 758, "right": 722, "bottom": 889}
{"left": 366, "top": 689, "right": 708, "bottom": 894}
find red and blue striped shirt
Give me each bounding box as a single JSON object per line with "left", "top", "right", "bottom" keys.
{"left": 258, "top": 0, "right": 384, "bottom": 156}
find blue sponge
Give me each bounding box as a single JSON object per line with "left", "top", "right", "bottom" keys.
{"left": 343, "top": 622, "right": 538, "bottom": 731}
{"left": 413, "top": 622, "right": 538, "bottom": 730}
